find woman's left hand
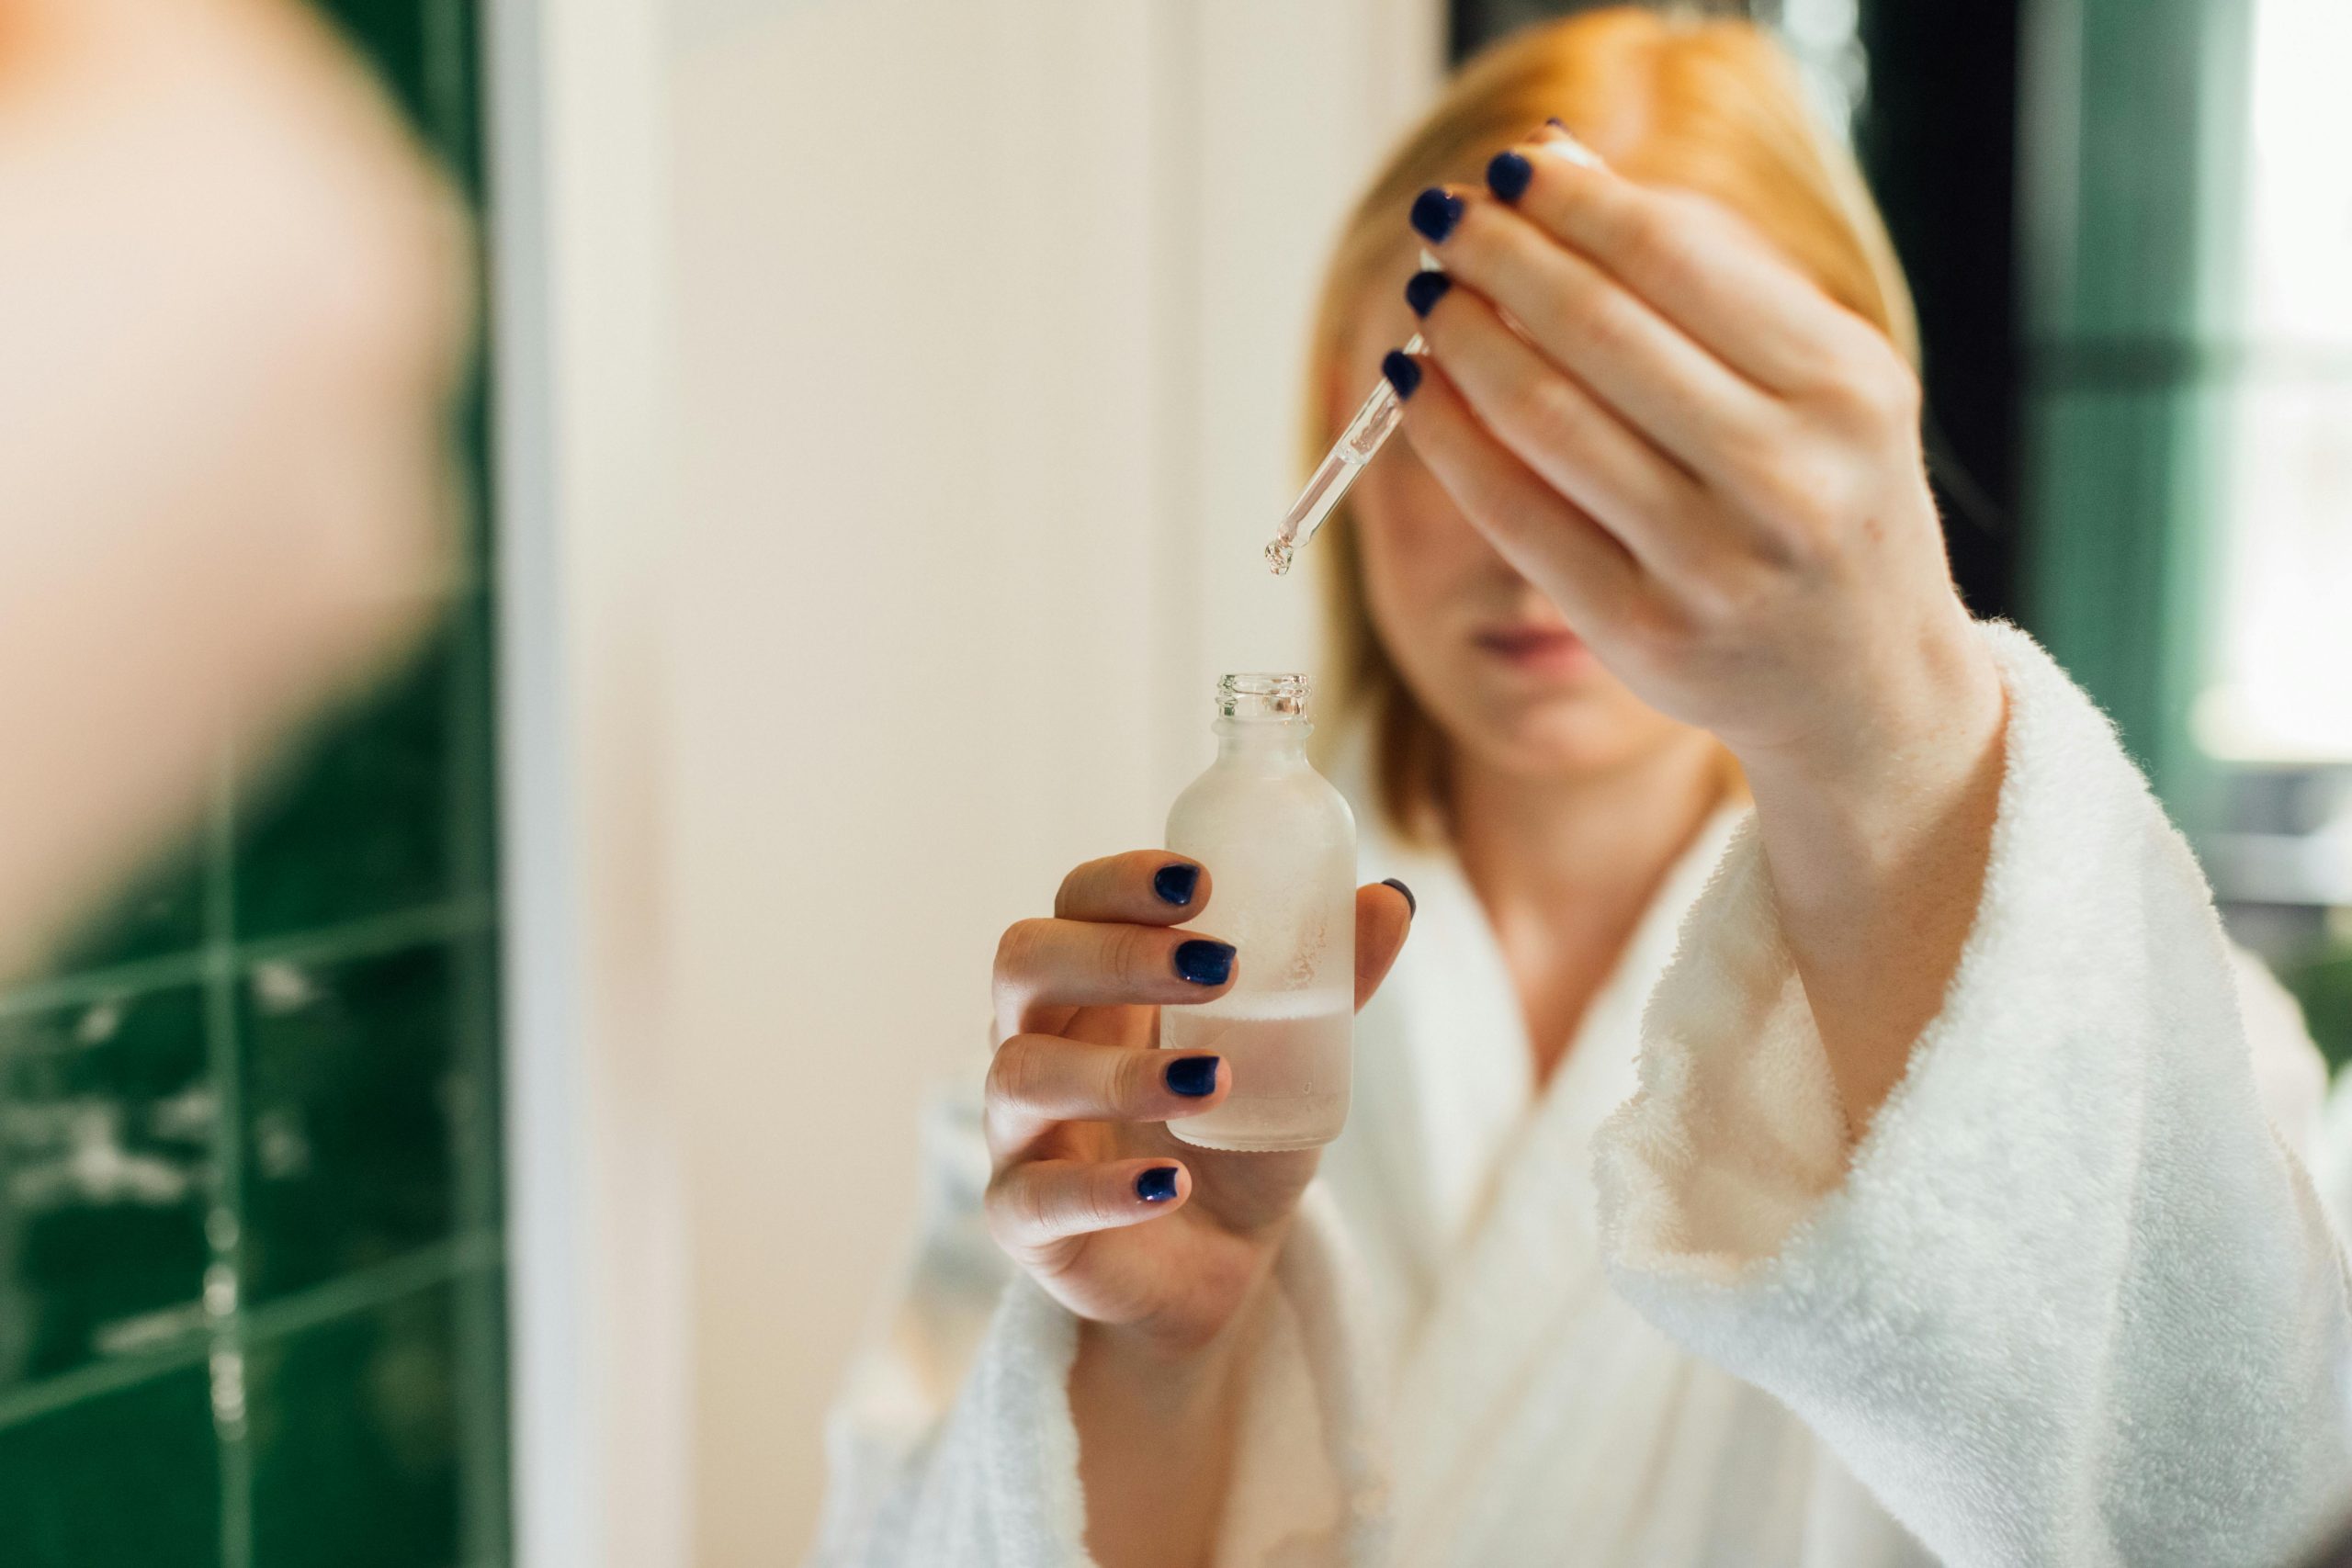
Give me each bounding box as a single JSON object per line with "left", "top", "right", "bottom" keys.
{"left": 1393, "top": 126, "right": 2008, "bottom": 1131}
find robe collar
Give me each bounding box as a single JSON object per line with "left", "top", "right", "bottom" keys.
{"left": 1326, "top": 719, "right": 1749, "bottom": 1551}
{"left": 1330, "top": 716, "right": 1747, "bottom": 1274}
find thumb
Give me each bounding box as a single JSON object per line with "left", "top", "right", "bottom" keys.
{"left": 1352, "top": 880, "right": 1415, "bottom": 1011}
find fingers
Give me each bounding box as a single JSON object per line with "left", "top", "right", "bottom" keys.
{"left": 1408, "top": 271, "right": 1716, "bottom": 577}
{"left": 994, "top": 915, "right": 1237, "bottom": 1024}
{"left": 1388, "top": 349, "right": 1641, "bottom": 633}
{"left": 1354, "top": 881, "right": 1413, "bottom": 1010}
{"left": 1055, "top": 850, "right": 1212, "bottom": 925}
{"left": 986, "top": 1031, "right": 1227, "bottom": 1155}
{"left": 1415, "top": 181, "right": 1778, "bottom": 487}
{"left": 1506, "top": 130, "right": 1889, "bottom": 396}
{"left": 987, "top": 1157, "right": 1192, "bottom": 1258}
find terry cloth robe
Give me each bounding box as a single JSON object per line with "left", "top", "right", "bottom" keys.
{"left": 810, "top": 623, "right": 2352, "bottom": 1568}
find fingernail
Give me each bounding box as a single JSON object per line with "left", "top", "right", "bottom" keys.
{"left": 1164, "top": 1055, "right": 1220, "bottom": 1097}
{"left": 1153, "top": 862, "right": 1200, "bottom": 907}
{"left": 1404, "top": 269, "right": 1452, "bottom": 318}
{"left": 1174, "top": 939, "right": 1235, "bottom": 986}
{"left": 1136, "top": 1166, "right": 1181, "bottom": 1203}
{"left": 1486, "top": 149, "right": 1533, "bottom": 204}
{"left": 1381, "top": 350, "right": 1421, "bottom": 400}
{"left": 1381, "top": 877, "right": 1418, "bottom": 919}
{"left": 1409, "top": 186, "right": 1464, "bottom": 243}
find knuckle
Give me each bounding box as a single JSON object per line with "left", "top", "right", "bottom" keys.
{"left": 1050, "top": 852, "right": 1127, "bottom": 919}
{"left": 1875, "top": 356, "right": 1924, "bottom": 420}
{"left": 1569, "top": 290, "right": 1642, "bottom": 362}
{"left": 994, "top": 919, "right": 1044, "bottom": 982}
{"left": 1618, "top": 197, "right": 1695, "bottom": 289}
{"left": 991, "top": 1169, "right": 1110, "bottom": 1262}
{"left": 1824, "top": 349, "right": 1922, "bottom": 431}
{"left": 1498, "top": 372, "right": 1571, "bottom": 446}
{"left": 1741, "top": 441, "right": 1845, "bottom": 534}
{"left": 1882, "top": 376, "right": 1925, "bottom": 435}
{"left": 1531, "top": 377, "right": 1592, "bottom": 454}
{"left": 1107, "top": 921, "right": 1161, "bottom": 986}
{"left": 983, "top": 1171, "right": 1043, "bottom": 1250}
{"left": 1679, "top": 556, "right": 1777, "bottom": 627}
{"left": 1620, "top": 589, "right": 1698, "bottom": 664}
{"left": 1108, "top": 1047, "right": 1162, "bottom": 1111}
{"left": 986, "top": 1035, "right": 1043, "bottom": 1110}
{"left": 1670, "top": 558, "right": 1736, "bottom": 624}
{"left": 1075, "top": 1180, "right": 1127, "bottom": 1235}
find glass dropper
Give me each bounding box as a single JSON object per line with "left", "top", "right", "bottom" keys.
{"left": 1264, "top": 332, "right": 1420, "bottom": 574}
{"left": 1265, "top": 248, "right": 1442, "bottom": 575}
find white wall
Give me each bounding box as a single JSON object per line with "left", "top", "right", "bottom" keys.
{"left": 500, "top": 1, "right": 1440, "bottom": 1561}
{"left": 491, "top": 0, "right": 690, "bottom": 1565}
{"left": 669, "top": 6, "right": 1439, "bottom": 1558}
{"left": 667, "top": 8, "right": 1176, "bottom": 1560}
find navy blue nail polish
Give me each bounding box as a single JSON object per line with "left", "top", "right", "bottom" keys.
{"left": 1136, "top": 1166, "right": 1180, "bottom": 1203}
{"left": 1382, "top": 351, "right": 1421, "bottom": 400}
{"left": 1173, "top": 939, "right": 1235, "bottom": 986}
{"left": 1153, "top": 862, "right": 1200, "bottom": 907}
{"left": 1165, "top": 1055, "right": 1220, "bottom": 1097}
{"left": 1409, "top": 186, "right": 1464, "bottom": 243}
{"left": 1487, "top": 149, "right": 1533, "bottom": 204}
{"left": 1381, "top": 877, "right": 1418, "bottom": 919}
{"left": 1404, "top": 270, "right": 1452, "bottom": 318}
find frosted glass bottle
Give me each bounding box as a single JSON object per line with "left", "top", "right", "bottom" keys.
{"left": 1163, "top": 673, "right": 1356, "bottom": 1152}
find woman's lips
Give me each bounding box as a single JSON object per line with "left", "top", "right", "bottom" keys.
{"left": 1474, "top": 624, "right": 1589, "bottom": 674}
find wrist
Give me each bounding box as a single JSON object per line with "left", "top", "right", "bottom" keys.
{"left": 1729, "top": 612, "right": 2009, "bottom": 1132}
{"left": 1078, "top": 1267, "right": 1278, "bottom": 1402}
{"left": 1735, "top": 614, "right": 2007, "bottom": 970}
{"left": 1738, "top": 606, "right": 2005, "bottom": 830}
{"left": 1070, "top": 1289, "right": 1269, "bottom": 1568}
{"left": 1075, "top": 1325, "right": 1244, "bottom": 1438}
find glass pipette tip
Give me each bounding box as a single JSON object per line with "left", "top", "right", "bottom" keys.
{"left": 1265, "top": 332, "right": 1421, "bottom": 575}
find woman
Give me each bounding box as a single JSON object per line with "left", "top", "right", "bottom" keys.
{"left": 816, "top": 12, "right": 2349, "bottom": 1566}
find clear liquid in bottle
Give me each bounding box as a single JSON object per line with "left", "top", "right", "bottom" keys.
{"left": 1162, "top": 673, "right": 1355, "bottom": 1152}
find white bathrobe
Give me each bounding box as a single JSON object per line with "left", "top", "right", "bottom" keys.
{"left": 811, "top": 624, "right": 2352, "bottom": 1567}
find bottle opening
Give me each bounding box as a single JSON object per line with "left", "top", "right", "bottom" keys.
{"left": 1218, "top": 671, "right": 1308, "bottom": 721}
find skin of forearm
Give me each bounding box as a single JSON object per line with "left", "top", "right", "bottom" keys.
{"left": 1741, "top": 629, "right": 2010, "bottom": 1139}
{"left": 1069, "top": 1280, "right": 1272, "bottom": 1568}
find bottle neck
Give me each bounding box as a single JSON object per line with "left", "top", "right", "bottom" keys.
{"left": 1213, "top": 716, "right": 1312, "bottom": 769}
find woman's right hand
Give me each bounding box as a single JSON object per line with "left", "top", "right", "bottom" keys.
{"left": 986, "top": 852, "right": 1412, "bottom": 1353}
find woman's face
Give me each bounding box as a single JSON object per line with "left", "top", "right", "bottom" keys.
{"left": 1340, "top": 281, "right": 1704, "bottom": 784}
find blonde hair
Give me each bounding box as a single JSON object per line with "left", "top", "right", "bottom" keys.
{"left": 1307, "top": 7, "right": 1917, "bottom": 841}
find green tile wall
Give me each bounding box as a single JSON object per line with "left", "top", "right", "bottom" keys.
{"left": 2018, "top": 0, "right": 2255, "bottom": 817}
{"left": 0, "top": 4, "right": 506, "bottom": 1566}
